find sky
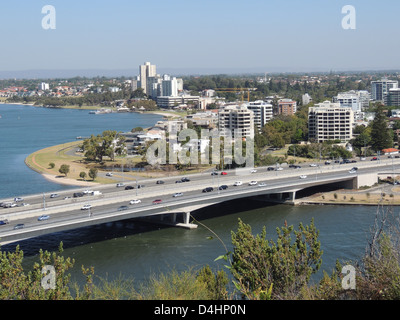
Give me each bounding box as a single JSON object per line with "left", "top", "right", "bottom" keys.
{"left": 0, "top": 0, "right": 399, "bottom": 77}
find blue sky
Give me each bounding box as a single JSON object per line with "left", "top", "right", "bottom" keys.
{"left": 0, "top": 0, "right": 399, "bottom": 76}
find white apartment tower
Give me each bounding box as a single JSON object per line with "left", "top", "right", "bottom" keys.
{"left": 371, "top": 78, "right": 399, "bottom": 104}
{"left": 218, "top": 105, "right": 255, "bottom": 139}
{"left": 139, "top": 62, "right": 157, "bottom": 95}
{"left": 308, "top": 101, "right": 354, "bottom": 143}
{"left": 244, "top": 100, "right": 273, "bottom": 132}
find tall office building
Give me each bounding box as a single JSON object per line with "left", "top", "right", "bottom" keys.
{"left": 308, "top": 101, "right": 354, "bottom": 143}
{"left": 244, "top": 100, "right": 273, "bottom": 132}
{"left": 139, "top": 62, "right": 157, "bottom": 95}
{"left": 371, "top": 78, "right": 398, "bottom": 103}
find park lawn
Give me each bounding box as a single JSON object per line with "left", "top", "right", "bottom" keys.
{"left": 25, "top": 141, "right": 113, "bottom": 184}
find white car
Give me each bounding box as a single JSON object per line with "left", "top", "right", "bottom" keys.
{"left": 299, "top": 175, "right": 307, "bottom": 179}
{"left": 258, "top": 182, "right": 267, "bottom": 187}
{"left": 275, "top": 167, "right": 283, "bottom": 171}
{"left": 309, "top": 164, "right": 317, "bottom": 167}
{"left": 116, "top": 183, "right": 125, "bottom": 187}
{"left": 173, "top": 192, "right": 183, "bottom": 197}
{"left": 83, "top": 190, "right": 93, "bottom": 194}
{"left": 106, "top": 172, "right": 113, "bottom": 177}
{"left": 349, "top": 169, "right": 357, "bottom": 174}
{"left": 248, "top": 181, "right": 258, "bottom": 186}
{"left": 233, "top": 181, "right": 243, "bottom": 186}
{"left": 250, "top": 169, "right": 257, "bottom": 173}
{"left": 81, "top": 204, "right": 92, "bottom": 210}
{"left": 129, "top": 200, "right": 141, "bottom": 204}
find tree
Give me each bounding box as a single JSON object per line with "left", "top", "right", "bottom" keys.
{"left": 228, "top": 218, "right": 323, "bottom": 300}
{"left": 0, "top": 243, "right": 94, "bottom": 300}
{"left": 370, "top": 104, "right": 393, "bottom": 152}
{"left": 88, "top": 168, "right": 98, "bottom": 181}
{"left": 83, "top": 131, "right": 126, "bottom": 162}
{"left": 49, "top": 162, "right": 55, "bottom": 169}
{"left": 79, "top": 171, "right": 87, "bottom": 181}
{"left": 59, "top": 164, "right": 70, "bottom": 177}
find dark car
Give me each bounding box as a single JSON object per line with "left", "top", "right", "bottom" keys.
{"left": 175, "top": 180, "right": 182, "bottom": 183}
{"left": 211, "top": 172, "right": 218, "bottom": 176}
{"left": 118, "top": 206, "right": 129, "bottom": 211}
{"left": 267, "top": 167, "right": 275, "bottom": 171}
{"left": 202, "top": 187, "right": 214, "bottom": 193}
{"left": 125, "top": 186, "right": 134, "bottom": 190}
{"left": 181, "top": 177, "right": 191, "bottom": 182}
{"left": 219, "top": 185, "right": 228, "bottom": 190}
{"left": 0, "top": 220, "right": 9, "bottom": 226}
{"left": 156, "top": 180, "right": 165, "bottom": 184}
{"left": 73, "top": 192, "right": 84, "bottom": 198}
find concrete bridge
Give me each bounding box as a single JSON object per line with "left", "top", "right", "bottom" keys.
{"left": 0, "top": 158, "right": 396, "bottom": 246}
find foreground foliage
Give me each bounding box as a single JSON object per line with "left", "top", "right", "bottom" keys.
{"left": 2, "top": 206, "right": 400, "bottom": 300}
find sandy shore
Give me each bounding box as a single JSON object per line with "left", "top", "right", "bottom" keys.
{"left": 42, "top": 174, "right": 100, "bottom": 187}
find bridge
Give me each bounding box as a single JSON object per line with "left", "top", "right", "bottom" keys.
{"left": 0, "top": 158, "right": 398, "bottom": 245}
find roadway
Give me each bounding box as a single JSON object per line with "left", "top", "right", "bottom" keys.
{"left": 0, "top": 156, "right": 399, "bottom": 243}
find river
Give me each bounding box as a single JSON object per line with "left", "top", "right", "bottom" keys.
{"left": 0, "top": 103, "right": 386, "bottom": 287}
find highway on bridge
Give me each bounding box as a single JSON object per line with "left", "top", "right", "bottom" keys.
{"left": 0, "top": 157, "right": 399, "bottom": 244}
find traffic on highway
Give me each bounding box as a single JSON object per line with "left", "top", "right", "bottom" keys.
{"left": 0, "top": 155, "right": 397, "bottom": 239}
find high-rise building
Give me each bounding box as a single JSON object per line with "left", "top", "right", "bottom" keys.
{"left": 244, "top": 100, "right": 273, "bottom": 132}
{"left": 38, "top": 82, "right": 49, "bottom": 91}
{"left": 218, "top": 105, "right": 254, "bottom": 139}
{"left": 278, "top": 99, "right": 297, "bottom": 116}
{"left": 333, "top": 91, "right": 361, "bottom": 113}
{"left": 371, "top": 78, "right": 398, "bottom": 103}
{"left": 139, "top": 62, "right": 157, "bottom": 95}
{"left": 308, "top": 101, "right": 354, "bottom": 143}
{"left": 387, "top": 88, "right": 400, "bottom": 107}
{"left": 161, "top": 75, "right": 178, "bottom": 97}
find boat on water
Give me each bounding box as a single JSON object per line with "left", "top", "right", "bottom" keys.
{"left": 90, "top": 108, "right": 112, "bottom": 115}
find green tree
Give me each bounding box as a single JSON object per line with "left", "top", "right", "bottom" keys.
{"left": 370, "top": 104, "right": 393, "bottom": 152}
{"left": 88, "top": 168, "right": 98, "bottom": 181}
{"left": 59, "top": 164, "right": 70, "bottom": 177}
{"left": 228, "top": 218, "right": 323, "bottom": 300}
{"left": 79, "top": 171, "right": 87, "bottom": 181}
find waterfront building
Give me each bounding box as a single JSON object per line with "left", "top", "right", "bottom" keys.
{"left": 139, "top": 62, "right": 157, "bottom": 95}
{"left": 38, "top": 82, "right": 49, "bottom": 91}
{"left": 308, "top": 101, "right": 354, "bottom": 143}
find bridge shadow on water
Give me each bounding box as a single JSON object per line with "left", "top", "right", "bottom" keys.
{"left": 1, "top": 183, "right": 344, "bottom": 256}
{"left": 1, "top": 198, "right": 281, "bottom": 257}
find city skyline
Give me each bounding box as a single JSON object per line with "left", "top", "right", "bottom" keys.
{"left": 0, "top": 0, "right": 399, "bottom": 78}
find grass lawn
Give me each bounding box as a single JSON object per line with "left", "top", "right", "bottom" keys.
{"left": 25, "top": 141, "right": 114, "bottom": 184}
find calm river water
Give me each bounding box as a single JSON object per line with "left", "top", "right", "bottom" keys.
{"left": 0, "top": 103, "right": 386, "bottom": 286}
